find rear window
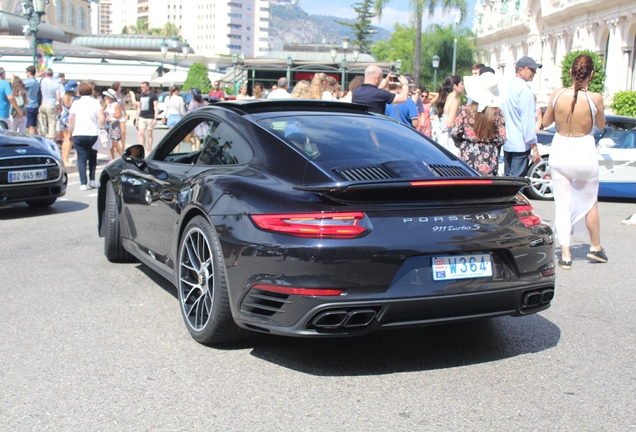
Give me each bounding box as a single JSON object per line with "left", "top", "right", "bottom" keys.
{"left": 256, "top": 114, "right": 444, "bottom": 162}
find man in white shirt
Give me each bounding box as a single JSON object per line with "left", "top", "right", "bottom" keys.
{"left": 38, "top": 68, "right": 60, "bottom": 140}
{"left": 267, "top": 77, "right": 291, "bottom": 100}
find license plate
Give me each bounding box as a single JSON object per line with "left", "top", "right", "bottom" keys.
{"left": 8, "top": 169, "right": 47, "bottom": 183}
{"left": 432, "top": 254, "right": 493, "bottom": 281}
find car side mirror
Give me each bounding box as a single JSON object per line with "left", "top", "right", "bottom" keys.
{"left": 123, "top": 144, "right": 146, "bottom": 169}
{"left": 598, "top": 138, "right": 615, "bottom": 149}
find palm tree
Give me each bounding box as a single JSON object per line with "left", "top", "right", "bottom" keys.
{"left": 375, "top": 0, "right": 467, "bottom": 89}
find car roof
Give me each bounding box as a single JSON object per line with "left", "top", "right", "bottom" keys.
{"left": 212, "top": 100, "right": 372, "bottom": 116}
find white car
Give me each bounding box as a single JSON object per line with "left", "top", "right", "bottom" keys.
{"left": 524, "top": 115, "right": 636, "bottom": 200}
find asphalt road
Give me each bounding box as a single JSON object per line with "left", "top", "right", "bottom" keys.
{"left": 1, "top": 136, "right": 635, "bottom": 430}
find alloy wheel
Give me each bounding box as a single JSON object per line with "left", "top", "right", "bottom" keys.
{"left": 526, "top": 159, "right": 554, "bottom": 200}
{"left": 179, "top": 227, "right": 214, "bottom": 331}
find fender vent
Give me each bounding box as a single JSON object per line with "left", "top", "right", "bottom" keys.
{"left": 429, "top": 164, "right": 472, "bottom": 177}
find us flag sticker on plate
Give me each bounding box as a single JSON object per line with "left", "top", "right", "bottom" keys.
{"left": 434, "top": 258, "right": 446, "bottom": 279}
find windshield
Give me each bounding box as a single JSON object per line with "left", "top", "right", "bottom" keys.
{"left": 255, "top": 114, "right": 446, "bottom": 162}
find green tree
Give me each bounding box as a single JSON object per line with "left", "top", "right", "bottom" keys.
{"left": 126, "top": 19, "right": 149, "bottom": 35}
{"left": 560, "top": 50, "right": 606, "bottom": 94}
{"left": 182, "top": 63, "right": 212, "bottom": 94}
{"left": 372, "top": 23, "right": 475, "bottom": 91}
{"left": 335, "top": 0, "right": 377, "bottom": 53}
{"left": 375, "top": 0, "right": 468, "bottom": 89}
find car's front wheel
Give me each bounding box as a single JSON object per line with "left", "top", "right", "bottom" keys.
{"left": 525, "top": 157, "right": 554, "bottom": 200}
{"left": 178, "top": 216, "right": 245, "bottom": 345}
{"left": 102, "top": 180, "right": 135, "bottom": 263}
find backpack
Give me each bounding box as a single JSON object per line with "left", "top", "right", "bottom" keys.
{"left": 36, "top": 86, "right": 42, "bottom": 106}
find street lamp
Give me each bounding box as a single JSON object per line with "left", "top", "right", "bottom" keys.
{"left": 22, "top": 0, "right": 47, "bottom": 68}
{"left": 432, "top": 54, "right": 440, "bottom": 91}
{"left": 452, "top": 13, "right": 459, "bottom": 76}
{"left": 352, "top": 46, "right": 360, "bottom": 62}
{"left": 232, "top": 54, "right": 238, "bottom": 93}
{"left": 161, "top": 34, "right": 189, "bottom": 72}
{"left": 286, "top": 55, "right": 293, "bottom": 86}
{"left": 395, "top": 59, "right": 402, "bottom": 75}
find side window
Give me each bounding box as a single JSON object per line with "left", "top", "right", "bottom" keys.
{"left": 197, "top": 122, "right": 253, "bottom": 166}
{"left": 154, "top": 119, "right": 220, "bottom": 163}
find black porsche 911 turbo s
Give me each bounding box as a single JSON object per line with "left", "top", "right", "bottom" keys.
{"left": 97, "top": 100, "right": 555, "bottom": 345}
{"left": 0, "top": 127, "right": 67, "bottom": 207}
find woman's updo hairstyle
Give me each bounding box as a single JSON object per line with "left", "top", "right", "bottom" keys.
{"left": 437, "top": 75, "right": 461, "bottom": 114}
{"left": 570, "top": 55, "right": 594, "bottom": 113}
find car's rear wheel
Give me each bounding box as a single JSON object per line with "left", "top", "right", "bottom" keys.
{"left": 103, "top": 180, "right": 135, "bottom": 263}
{"left": 26, "top": 197, "right": 57, "bottom": 207}
{"left": 525, "top": 158, "right": 554, "bottom": 200}
{"left": 178, "top": 216, "right": 245, "bottom": 345}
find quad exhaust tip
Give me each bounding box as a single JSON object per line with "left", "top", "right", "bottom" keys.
{"left": 522, "top": 288, "right": 554, "bottom": 308}
{"left": 310, "top": 308, "right": 379, "bottom": 330}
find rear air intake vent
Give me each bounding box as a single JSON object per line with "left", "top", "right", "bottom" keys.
{"left": 242, "top": 287, "right": 292, "bottom": 317}
{"left": 334, "top": 165, "right": 395, "bottom": 181}
{"left": 429, "top": 164, "right": 472, "bottom": 177}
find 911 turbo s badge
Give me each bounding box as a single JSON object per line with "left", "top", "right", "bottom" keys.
{"left": 15, "top": 149, "right": 27, "bottom": 154}
{"left": 403, "top": 214, "right": 499, "bottom": 223}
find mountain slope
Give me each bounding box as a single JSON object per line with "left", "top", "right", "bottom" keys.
{"left": 268, "top": 3, "right": 391, "bottom": 51}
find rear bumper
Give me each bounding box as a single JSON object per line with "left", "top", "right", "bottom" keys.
{"left": 234, "top": 283, "right": 555, "bottom": 337}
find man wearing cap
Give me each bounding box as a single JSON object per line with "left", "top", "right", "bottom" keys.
{"left": 500, "top": 56, "right": 542, "bottom": 177}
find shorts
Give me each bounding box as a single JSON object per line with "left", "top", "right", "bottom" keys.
{"left": 166, "top": 114, "right": 182, "bottom": 127}
{"left": 26, "top": 107, "right": 39, "bottom": 128}
{"left": 137, "top": 117, "right": 154, "bottom": 131}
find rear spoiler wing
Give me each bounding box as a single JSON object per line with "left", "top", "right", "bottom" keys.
{"left": 294, "top": 177, "right": 530, "bottom": 204}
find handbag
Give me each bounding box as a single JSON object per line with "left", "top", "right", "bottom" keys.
{"left": 93, "top": 130, "right": 112, "bottom": 151}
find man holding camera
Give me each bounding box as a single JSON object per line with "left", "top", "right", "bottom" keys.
{"left": 353, "top": 65, "right": 410, "bottom": 114}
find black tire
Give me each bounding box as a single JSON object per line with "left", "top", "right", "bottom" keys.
{"left": 103, "top": 180, "right": 135, "bottom": 263}
{"left": 525, "top": 158, "right": 554, "bottom": 200}
{"left": 178, "top": 216, "right": 246, "bottom": 345}
{"left": 26, "top": 197, "right": 57, "bottom": 207}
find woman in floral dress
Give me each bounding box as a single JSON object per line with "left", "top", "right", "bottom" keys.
{"left": 451, "top": 72, "right": 507, "bottom": 176}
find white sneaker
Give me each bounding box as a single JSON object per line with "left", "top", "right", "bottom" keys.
{"left": 88, "top": 180, "right": 97, "bottom": 188}
{"left": 79, "top": 184, "right": 90, "bottom": 191}
{"left": 622, "top": 214, "right": 636, "bottom": 226}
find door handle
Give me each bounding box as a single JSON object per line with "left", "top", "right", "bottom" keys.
{"left": 160, "top": 190, "right": 174, "bottom": 201}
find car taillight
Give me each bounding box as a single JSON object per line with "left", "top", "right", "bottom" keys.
{"left": 514, "top": 205, "right": 542, "bottom": 227}
{"left": 250, "top": 212, "right": 366, "bottom": 238}
{"left": 410, "top": 179, "right": 494, "bottom": 186}
{"left": 253, "top": 284, "right": 343, "bottom": 296}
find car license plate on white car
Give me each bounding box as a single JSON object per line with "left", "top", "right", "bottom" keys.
{"left": 8, "top": 169, "right": 47, "bottom": 183}
{"left": 432, "top": 254, "right": 493, "bottom": 281}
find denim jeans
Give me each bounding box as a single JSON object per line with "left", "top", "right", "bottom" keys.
{"left": 503, "top": 150, "right": 530, "bottom": 177}
{"left": 73, "top": 135, "right": 98, "bottom": 185}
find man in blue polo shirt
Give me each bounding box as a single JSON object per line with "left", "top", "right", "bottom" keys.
{"left": 23, "top": 65, "right": 40, "bottom": 135}
{"left": 384, "top": 83, "right": 419, "bottom": 128}
{"left": 352, "top": 65, "right": 410, "bottom": 114}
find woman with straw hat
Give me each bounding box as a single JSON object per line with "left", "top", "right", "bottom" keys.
{"left": 451, "top": 72, "right": 507, "bottom": 176}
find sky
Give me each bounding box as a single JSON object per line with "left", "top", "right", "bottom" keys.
{"left": 298, "top": 0, "right": 478, "bottom": 31}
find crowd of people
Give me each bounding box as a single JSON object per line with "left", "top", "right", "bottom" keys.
{"left": 1, "top": 60, "right": 622, "bottom": 265}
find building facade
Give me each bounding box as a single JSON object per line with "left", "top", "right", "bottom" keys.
{"left": 105, "top": 0, "right": 270, "bottom": 58}
{"left": 1, "top": 0, "right": 92, "bottom": 40}
{"left": 473, "top": 0, "right": 636, "bottom": 103}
